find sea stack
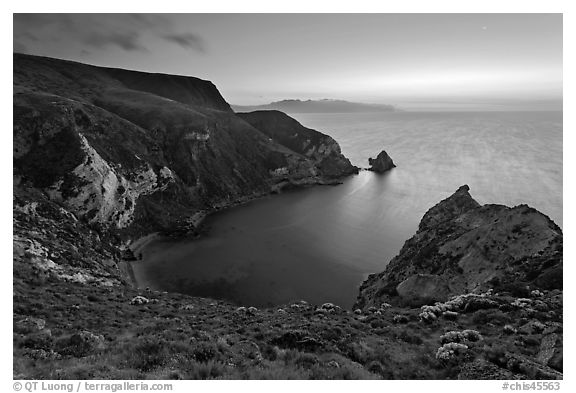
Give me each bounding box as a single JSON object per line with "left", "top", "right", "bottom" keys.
{"left": 368, "top": 150, "right": 396, "bottom": 173}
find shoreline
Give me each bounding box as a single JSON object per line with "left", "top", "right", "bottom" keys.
{"left": 171, "top": 173, "right": 359, "bottom": 236}
{"left": 128, "top": 231, "right": 160, "bottom": 257}
{"left": 121, "top": 173, "right": 359, "bottom": 288}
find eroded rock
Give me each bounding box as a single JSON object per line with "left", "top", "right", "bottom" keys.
{"left": 368, "top": 150, "right": 396, "bottom": 173}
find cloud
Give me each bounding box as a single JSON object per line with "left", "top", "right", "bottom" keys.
{"left": 13, "top": 41, "right": 28, "bottom": 54}
{"left": 13, "top": 14, "right": 56, "bottom": 28}
{"left": 83, "top": 32, "right": 147, "bottom": 52}
{"left": 162, "top": 33, "right": 206, "bottom": 52}
{"left": 13, "top": 14, "right": 206, "bottom": 56}
{"left": 15, "top": 32, "right": 38, "bottom": 42}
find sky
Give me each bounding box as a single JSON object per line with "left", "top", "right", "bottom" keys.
{"left": 13, "top": 14, "right": 563, "bottom": 110}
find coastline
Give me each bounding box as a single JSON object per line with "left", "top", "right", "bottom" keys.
{"left": 128, "top": 231, "right": 160, "bottom": 257}
{"left": 121, "top": 173, "right": 359, "bottom": 288}
{"left": 178, "top": 174, "right": 358, "bottom": 234}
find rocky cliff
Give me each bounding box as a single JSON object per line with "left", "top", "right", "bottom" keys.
{"left": 237, "top": 111, "right": 358, "bottom": 179}
{"left": 356, "top": 185, "right": 563, "bottom": 308}
{"left": 14, "top": 54, "right": 357, "bottom": 237}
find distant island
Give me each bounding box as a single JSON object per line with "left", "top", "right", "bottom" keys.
{"left": 232, "top": 99, "right": 397, "bottom": 114}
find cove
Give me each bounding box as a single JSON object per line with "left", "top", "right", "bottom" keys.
{"left": 130, "top": 111, "right": 562, "bottom": 308}
{"left": 130, "top": 170, "right": 417, "bottom": 308}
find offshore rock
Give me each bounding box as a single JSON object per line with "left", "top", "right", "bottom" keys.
{"left": 368, "top": 150, "right": 396, "bottom": 173}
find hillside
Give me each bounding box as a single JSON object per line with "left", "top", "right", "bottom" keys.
{"left": 14, "top": 54, "right": 357, "bottom": 238}
{"left": 238, "top": 111, "right": 356, "bottom": 178}
{"left": 233, "top": 99, "right": 396, "bottom": 114}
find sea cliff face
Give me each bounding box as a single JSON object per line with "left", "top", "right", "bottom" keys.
{"left": 14, "top": 54, "right": 356, "bottom": 237}
{"left": 237, "top": 110, "right": 358, "bottom": 179}
{"left": 356, "top": 185, "right": 563, "bottom": 308}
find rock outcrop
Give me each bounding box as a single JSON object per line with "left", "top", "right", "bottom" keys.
{"left": 395, "top": 274, "right": 452, "bottom": 306}
{"left": 356, "top": 185, "right": 562, "bottom": 308}
{"left": 13, "top": 54, "right": 357, "bottom": 236}
{"left": 368, "top": 150, "right": 395, "bottom": 173}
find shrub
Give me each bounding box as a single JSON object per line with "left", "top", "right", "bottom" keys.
{"left": 260, "top": 344, "right": 279, "bottom": 361}
{"left": 520, "top": 336, "right": 540, "bottom": 347}
{"left": 440, "top": 329, "right": 482, "bottom": 345}
{"left": 192, "top": 342, "right": 219, "bottom": 362}
{"left": 366, "top": 360, "right": 385, "bottom": 374}
{"left": 346, "top": 341, "right": 374, "bottom": 364}
{"left": 419, "top": 291, "right": 497, "bottom": 321}
{"left": 396, "top": 330, "right": 423, "bottom": 345}
{"left": 435, "top": 343, "right": 468, "bottom": 362}
{"left": 21, "top": 331, "right": 53, "bottom": 350}
{"left": 471, "top": 309, "right": 512, "bottom": 326}
{"left": 442, "top": 311, "right": 459, "bottom": 320}
{"left": 230, "top": 362, "right": 306, "bottom": 379}
{"left": 270, "top": 330, "right": 323, "bottom": 352}
{"left": 126, "top": 339, "right": 170, "bottom": 372}
{"left": 54, "top": 331, "right": 105, "bottom": 358}
{"left": 293, "top": 352, "right": 320, "bottom": 369}
{"left": 393, "top": 315, "right": 409, "bottom": 324}
{"left": 483, "top": 346, "right": 507, "bottom": 368}
{"left": 369, "top": 319, "right": 387, "bottom": 329}
{"left": 320, "top": 326, "right": 345, "bottom": 342}
{"left": 187, "top": 360, "right": 226, "bottom": 379}
{"left": 499, "top": 282, "right": 531, "bottom": 297}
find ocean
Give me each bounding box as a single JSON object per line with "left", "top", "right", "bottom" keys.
{"left": 131, "top": 111, "right": 562, "bottom": 308}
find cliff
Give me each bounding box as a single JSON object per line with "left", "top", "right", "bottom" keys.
{"left": 237, "top": 111, "right": 358, "bottom": 178}
{"left": 356, "top": 185, "right": 563, "bottom": 308}
{"left": 14, "top": 54, "right": 232, "bottom": 111}
{"left": 13, "top": 54, "right": 357, "bottom": 237}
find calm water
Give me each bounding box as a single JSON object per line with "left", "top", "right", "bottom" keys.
{"left": 132, "top": 111, "right": 562, "bottom": 308}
